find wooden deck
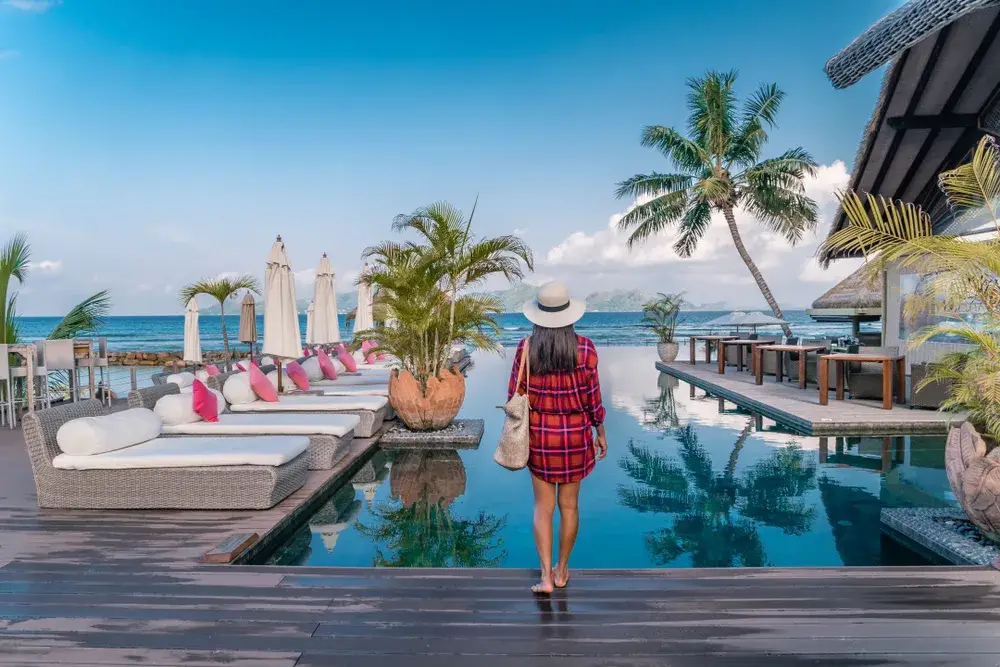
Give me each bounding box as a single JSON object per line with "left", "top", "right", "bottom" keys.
{"left": 657, "top": 360, "right": 963, "bottom": 435}
{"left": 1, "top": 406, "right": 999, "bottom": 665}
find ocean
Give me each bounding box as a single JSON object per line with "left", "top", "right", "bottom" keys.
{"left": 17, "top": 311, "right": 874, "bottom": 352}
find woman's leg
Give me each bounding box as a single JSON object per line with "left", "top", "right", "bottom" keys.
{"left": 555, "top": 481, "right": 581, "bottom": 587}
{"left": 530, "top": 473, "right": 557, "bottom": 594}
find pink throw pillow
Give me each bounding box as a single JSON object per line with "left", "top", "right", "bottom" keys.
{"left": 205, "top": 364, "right": 220, "bottom": 376}
{"left": 361, "top": 340, "right": 373, "bottom": 354}
{"left": 285, "top": 361, "right": 310, "bottom": 391}
{"left": 366, "top": 353, "right": 376, "bottom": 364}
{"left": 248, "top": 362, "right": 278, "bottom": 402}
{"left": 316, "top": 349, "right": 338, "bottom": 380}
{"left": 377, "top": 352, "right": 386, "bottom": 360}
{"left": 337, "top": 348, "right": 357, "bottom": 372}
{"left": 192, "top": 379, "right": 219, "bottom": 422}
{"left": 234, "top": 361, "right": 246, "bottom": 372}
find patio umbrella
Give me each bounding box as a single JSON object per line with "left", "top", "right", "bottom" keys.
{"left": 703, "top": 311, "right": 787, "bottom": 333}
{"left": 238, "top": 292, "right": 257, "bottom": 363}
{"left": 312, "top": 253, "right": 341, "bottom": 344}
{"left": 353, "top": 264, "right": 374, "bottom": 335}
{"left": 263, "top": 235, "right": 303, "bottom": 392}
{"left": 182, "top": 297, "right": 202, "bottom": 366}
{"left": 305, "top": 302, "right": 315, "bottom": 346}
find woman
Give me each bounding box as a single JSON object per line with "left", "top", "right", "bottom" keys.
{"left": 508, "top": 281, "right": 607, "bottom": 594}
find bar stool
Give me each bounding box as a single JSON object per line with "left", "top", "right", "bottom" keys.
{"left": 94, "top": 337, "right": 112, "bottom": 406}
{"left": 42, "top": 339, "right": 77, "bottom": 403}
{"left": 10, "top": 342, "right": 49, "bottom": 418}
{"left": 0, "top": 344, "right": 13, "bottom": 428}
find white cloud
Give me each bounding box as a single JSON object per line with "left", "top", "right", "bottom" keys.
{"left": 294, "top": 268, "right": 316, "bottom": 287}
{"left": 33, "top": 259, "right": 62, "bottom": 273}
{"left": 3, "top": 0, "right": 60, "bottom": 12}
{"left": 799, "top": 256, "right": 863, "bottom": 283}
{"left": 513, "top": 228, "right": 528, "bottom": 235}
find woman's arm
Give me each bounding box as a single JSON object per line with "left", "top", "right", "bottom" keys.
{"left": 594, "top": 424, "right": 608, "bottom": 461}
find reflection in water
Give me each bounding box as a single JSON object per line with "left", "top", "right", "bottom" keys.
{"left": 642, "top": 373, "right": 679, "bottom": 432}
{"left": 618, "top": 419, "right": 816, "bottom": 567}
{"left": 353, "top": 451, "right": 392, "bottom": 508}
{"left": 355, "top": 449, "right": 509, "bottom": 567}
{"left": 310, "top": 484, "right": 363, "bottom": 553}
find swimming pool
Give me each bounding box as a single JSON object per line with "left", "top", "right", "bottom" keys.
{"left": 264, "top": 346, "right": 956, "bottom": 568}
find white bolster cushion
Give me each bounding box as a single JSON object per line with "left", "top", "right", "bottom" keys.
{"left": 333, "top": 358, "right": 347, "bottom": 374}
{"left": 222, "top": 372, "right": 257, "bottom": 405}
{"left": 56, "top": 408, "right": 162, "bottom": 456}
{"left": 301, "top": 356, "right": 324, "bottom": 382}
{"left": 154, "top": 393, "right": 199, "bottom": 426}
{"left": 166, "top": 372, "right": 195, "bottom": 388}
{"left": 195, "top": 370, "right": 209, "bottom": 382}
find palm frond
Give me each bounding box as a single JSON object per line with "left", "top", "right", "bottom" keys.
{"left": 48, "top": 290, "right": 111, "bottom": 340}
{"left": 638, "top": 126, "right": 710, "bottom": 173}
{"left": 0, "top": 233, "right": 30, "bottom": 344}
{"left": 686, "top": 69, "right": 738, "bottom": 159}
{"left": 179, "top": 275, "right": 260, "bottom": 306}
{"left": 938, "top": 135, "right": 1000, "bottom": 232}
{"left": 674, "top": 200, "right": 711, "bottom": 257}
{"left": 616, "top": 190, "right": 689, "bottom": 248}
{"left": 614, "top": 172, "right": 693, "bottom": 201}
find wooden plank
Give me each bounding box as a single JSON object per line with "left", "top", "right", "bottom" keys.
{"left": 0, "top": 647, "right": 300, "bottom": 666}
{"left": 293, "top": 656, "right": 1000, "bottom": 667}
{"left": 201, "top": 533, "right": 259, "bottom": 564}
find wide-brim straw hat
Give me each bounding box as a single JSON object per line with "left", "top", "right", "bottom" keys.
{"left": 522, "top": 281, "right": 586, "bottom": 329}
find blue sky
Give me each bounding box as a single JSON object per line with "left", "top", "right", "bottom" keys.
{"left": 0, "top": 0, "right": 894, "bottom": 315}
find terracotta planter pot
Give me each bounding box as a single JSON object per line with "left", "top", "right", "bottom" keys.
{"left": 389, "top": 368, "right": 466, "bottom": 431}
{"left": 946, "top": 422, "right": 1000, "bottom": 543}
{"left": 657, "top": 342, "right": 679, "bottom": 363}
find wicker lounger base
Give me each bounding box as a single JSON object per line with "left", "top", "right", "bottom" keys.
{"left": 37, "top": 455, "right": 309, "bottom": 510}
{"left": 158, "top": 432, "right": 352, "bottom": 471}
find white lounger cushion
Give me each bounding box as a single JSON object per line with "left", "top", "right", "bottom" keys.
{"left": 314, "top": 386, "right": 388, "bottom": 397}
{"left": 229, "top": 394, "right": 388, "bottom": 412}
{"left": 301, "top": 356, "right": 325, "bottom": 382}
{"left": 162, "top": 413, "right": 360, "bottom": 437}
{"left": 266, "top": 370, "right": 295, "bottom": 393}
{"left": 311, "top": 374, "right": 389, "bottom": 387}
{"left": 52, "top": 435, "right": 309, "bottom": 470}
{"left": 154, "top": 389, "right": 226, "bottom": 425}
{"left": 56, "top": 408, "right": 163, "bottom": 456}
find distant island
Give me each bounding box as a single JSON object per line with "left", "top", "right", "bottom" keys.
{"left": 201, "top": 284, "right": 787, "bottom": 315}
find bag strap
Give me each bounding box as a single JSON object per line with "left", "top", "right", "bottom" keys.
{"left": 516, "top": 337, "right": 531, "bottom": 400}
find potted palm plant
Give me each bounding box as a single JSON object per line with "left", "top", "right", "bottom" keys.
{"left": 642, "top": 293, "right": 683, "bottom": 362}
{"left": 358, "top": 202, "right": 530, "bottom": 430}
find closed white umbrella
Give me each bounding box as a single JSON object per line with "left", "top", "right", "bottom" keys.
{"left": 354, "top": 264, "right": 374, "bottom": 335}
{"left": 263, "top": 235, "right": 303, "bottom": 391}
{"left": 182, "top": 298, "right": 202, "bottom": 365}
{"left": 305, "top": 301, "right": 315, "bottom": 346}
{"left": 312, "top": 253, "right": 341, "bottom": 344}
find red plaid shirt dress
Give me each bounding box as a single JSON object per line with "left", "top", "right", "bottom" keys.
{"left": 507, "top": 335, "right": 606, "bottom": 484}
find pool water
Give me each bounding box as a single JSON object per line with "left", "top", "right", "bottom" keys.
{"left": 265, "top": 347, "right": 957, "bottom": 568}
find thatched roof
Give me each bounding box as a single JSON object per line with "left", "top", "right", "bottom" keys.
{"left": 820, "top": 0, "right": 1000, "bottom": 265}
{"left": 806, "top": 265, "right": 882, "bottom": 322}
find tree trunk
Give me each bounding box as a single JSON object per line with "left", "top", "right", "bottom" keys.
{"left": 219, "top": 300, "right": 231, "bottom": 359}
{"left": 722, "top": 205, "right": 793, "bottom": 337}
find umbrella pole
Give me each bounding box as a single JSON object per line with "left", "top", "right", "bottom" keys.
{"left": 277, "top": 360, "right": 283, "bottom": 394}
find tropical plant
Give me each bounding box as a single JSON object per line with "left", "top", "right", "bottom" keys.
{"left": 0, "top": 233, "right": 31, "bottom": 345}
{"left": 617, "top": 422, "right": 816, "bottom": 567}
{"left": 820, "top": 135, "right": 1000, "bottom": 439}
{"left": 359, "top": 203, "right": 526, "bottom": 392}
{"left": 179, "top": 275, "right": 260, "bottom": 358}
{"left": 615, "top": 70, "right": 819, "bottom": 337}
{"left": 48, "top": 291, "right": 111, "bottom": 341}
{"left": 641, "top": 292, "right": 684, "bottom": 343}
{"left": 390, "top": 200, "right": 534, "bottom": 347}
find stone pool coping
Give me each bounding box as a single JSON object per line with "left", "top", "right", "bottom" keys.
{"left": 881, "top": 506, "right": 1000, "bottom": 566}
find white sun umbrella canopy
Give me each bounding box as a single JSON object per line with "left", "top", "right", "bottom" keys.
{"left": 263, "top": 235, "right": 303, "bottom": 371}
{"left": 312, "top": 253, "right": 341, "bottom": 344}
{"left": 703, "top": 311, "right": 787, "bottom": 332}
{"left": 353, "top": 265, "right": 374, "bottom": 335}
{"left": 182, "top": 297, "right": 202, "bottom": 365}
{"left": 305, "top": 301, "right": 315, "bottom": 346}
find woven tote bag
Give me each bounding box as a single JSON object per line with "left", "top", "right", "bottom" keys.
{"left": 494, "top": 337, "right": 531, "bottom": 470}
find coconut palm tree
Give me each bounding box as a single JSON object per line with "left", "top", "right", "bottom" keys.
{"left": 390, "top": 200, "right": 533, "bottom": 346}
{"left": 618, "top": 421, "right": 816, "bottom": 566}
{"left": 615, "top": 71, "right": 819, "bottom": 337}
{"left": 0, "top": 233, "right": 30, "bottom": 345}
{"left": 820, "top": 136, "right": 1000, "bottom": 439}
{"left": 179, "top": 275, "right": 260, "bottom": 358}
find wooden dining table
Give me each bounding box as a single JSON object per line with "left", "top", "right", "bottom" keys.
{"left": 754, "top": 344, "right": 831, "bottom": 389}
{"left": 689, "top": 335, "right": 738, "bottom": 365}
{"left": 818, "top": 353, "right": 906, "bottom": 410}
{"left": 717, "top": 339, "right": 762, "bottom": 374}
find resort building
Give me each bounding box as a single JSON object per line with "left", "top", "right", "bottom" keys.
{"left": 821, "top": 0, "right": 1000, "bottom": 369}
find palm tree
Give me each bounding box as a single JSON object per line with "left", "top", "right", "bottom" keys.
{"left": 179, "top": 275, "right": 260, "bottom": 358}
{"left": 617, "top": 421, "right": 815, "bottom": 566}
{"left": 390, "top": 200, "right": 533, "bottom": 346}
{"left": 615, "top": 71, "right": 819, "bottom": 337}
{"left": 0, "top": 233, "right": 30, "bottom": 345}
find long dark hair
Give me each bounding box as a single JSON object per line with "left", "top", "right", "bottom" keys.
{"left": 529, "top": 324, "right": 578, "bottom": 375}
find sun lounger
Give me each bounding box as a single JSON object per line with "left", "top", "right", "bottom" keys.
{"left": 128, "top": 384, "right": 358, "bottom": 470}
{"left": 21, "top": 400, "right": 309, "bottom": 510}
{"left": 228, "top": 394, "right": 388, "bottom": 438}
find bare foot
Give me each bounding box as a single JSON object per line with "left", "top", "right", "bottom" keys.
{"left": 554, "top": 564, "right": 569, "bottom": 588}
{"left": 531, "top": 574, "right": 554, "bottom": 595}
